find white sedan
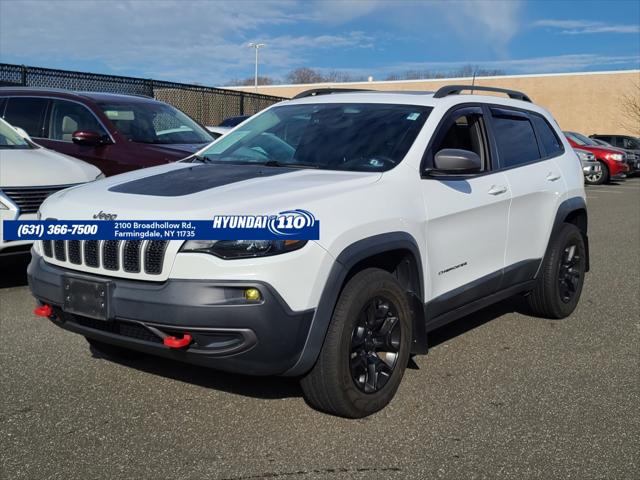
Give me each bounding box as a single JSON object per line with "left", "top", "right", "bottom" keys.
{"left": 0, "top": 118, "right": 103, "bottom": 256}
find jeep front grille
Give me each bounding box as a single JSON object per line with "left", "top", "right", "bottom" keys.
{"left": 144, "top": 240, "right": 168, "bottom": 274}
{"left": 1, "top": 185, "right": 76, "bottom": 214}
{"left": 123, "top": 240, "right": 142, "bottom": 273}
{"left": 41, "top": 240, "right": 167, "bottom": 275}
{"left": 54, "top": 240, "right": 66, "bottom": 261}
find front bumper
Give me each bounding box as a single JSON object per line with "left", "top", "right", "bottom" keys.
{"left": 28, "top": 255, "right": 314, "bottom": 375}
{"left": 626, "top": 159, "right": 640, "bottom": 174}
{"left": 609, "top": 160, "right": 629, "bottom": 178}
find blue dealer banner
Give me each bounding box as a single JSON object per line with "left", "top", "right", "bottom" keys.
{"left": 3, "top": 210, "right": 320, "bottom": 241}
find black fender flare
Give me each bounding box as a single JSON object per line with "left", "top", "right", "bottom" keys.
{"left": 540, "top": 196, "right": 589, "bottom": 275}
{"left": 283, "top": 232, "right": 427, "bottom": 376}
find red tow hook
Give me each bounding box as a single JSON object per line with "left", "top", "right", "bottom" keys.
{"left": 163, "top": 333, "right": 193, "bottom": 349}
{"left": 33, "top": 304, "right": 53, "bottom": 318}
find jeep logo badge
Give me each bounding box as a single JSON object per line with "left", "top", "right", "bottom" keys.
{"left": 93, "top": 211, "right": 117, "bottom": 220}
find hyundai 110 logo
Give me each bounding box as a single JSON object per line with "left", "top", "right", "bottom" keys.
{"left": 211, "top": 209, "right": 318, "bottom": 238}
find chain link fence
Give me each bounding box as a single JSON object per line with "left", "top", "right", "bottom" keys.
{"left": 0, "top": 63, "right": 285, "bottom": 126}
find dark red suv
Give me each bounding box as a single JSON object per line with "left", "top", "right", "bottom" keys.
{"left": 0, "top": 88, "right": 214, "bottom": 176}
{"left": 564, "top": 131, "right": 629, "bottom": 184}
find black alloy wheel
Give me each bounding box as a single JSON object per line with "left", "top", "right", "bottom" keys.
{"left": 557, "top": 243, "right": 582, "bottom": 303}
{"left": 349, "top": 296, "right": 401, "bottom": 393}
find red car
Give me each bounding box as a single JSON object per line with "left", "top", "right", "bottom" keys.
{"left": 564, "top": 131, "right": 629, "bottom": 185}
{"left": 0, "top": 88, "right": 214, "bottom": 176}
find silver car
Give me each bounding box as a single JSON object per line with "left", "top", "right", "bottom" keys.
{"left": 574, "top": 148, "right": 602, "bottom": 185}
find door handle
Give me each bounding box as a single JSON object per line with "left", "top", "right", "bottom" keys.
{"left": 488, "top": 185, "right": 508, "bottom": 195}
{"left": 546, "top": 172, "right": 561, "bottom": 181}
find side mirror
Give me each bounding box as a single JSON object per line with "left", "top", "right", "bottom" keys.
{"left": 433, "top": 148, "right": 481, "bottom": 173}
{"left": 71, "top": 130, "right": 109, "bottom": 146}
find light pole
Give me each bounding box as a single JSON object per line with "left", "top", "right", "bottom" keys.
{"left": 248, "top": 42, "right": 265, "bottom": 92}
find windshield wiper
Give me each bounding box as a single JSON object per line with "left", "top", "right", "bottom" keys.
{"left": 261, "top": 160, "right": 319, "bottom": 169}
{"left": 187, "top": 154, "right": 209, "bottom": 163}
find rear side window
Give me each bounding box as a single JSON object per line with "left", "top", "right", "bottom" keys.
{"left": 530, "top": 114, "right": 563, "bottom": 157}
{"left": 490, "top": 109, "right": 541, "bottom": 168}
{"left": 49, "top": 100, "right": 107, "bottom": 141}
{"left": 3, "top": 97, "right": 48, "bottom": 137}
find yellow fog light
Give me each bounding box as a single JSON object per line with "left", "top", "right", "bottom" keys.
{"left": 244, "top": 288, "right": 261, "bottom": 301}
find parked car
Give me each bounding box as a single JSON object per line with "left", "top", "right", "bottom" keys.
{"left": 29, "top": 85, "right": 589, "bottom": 417}
{"left": 205, "top": 125, "right": 230, "bottom": 139}
{"left": 0, "top": 117, "right": 102, "bottom": 256}
{"left": 590, "top": 134, "right": 640, "bottom": 176}
{"left": 574, "top": 148, "right": 602, "bottom": 185}
{"left": 0, "top": 88, "right": 215, "bottom": 176}
{"left": 564, "top": 131, "right": 629, "bottom": 184}
{"left": 218, "top": 115, "right": 250, "bottom": 127}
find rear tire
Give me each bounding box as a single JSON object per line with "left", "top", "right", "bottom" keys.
{"left": 86, "top": 337, "right": 144, "bottom": 360}
{"left": 527, "top": 224, "right": 586, "bottom": 319}
{"left": 300, "top": 268, "right": 412, "bottom": 418}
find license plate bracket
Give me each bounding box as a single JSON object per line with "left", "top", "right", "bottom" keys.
{"left": 63, "top": 277, "right": 112, "bottom": 321}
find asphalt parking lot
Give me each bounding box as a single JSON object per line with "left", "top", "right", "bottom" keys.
{"left": 1, "top": 179, "right": 638, "bottom": 480}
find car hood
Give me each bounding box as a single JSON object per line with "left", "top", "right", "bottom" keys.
{"left": 0, "top": 147, "right": 102, "bottom": 187}
{"left": 573, "top": 145, "right": 625, "bottom": 156}
{"left": 40, "top": 162, "right": 382, "bottom": 219}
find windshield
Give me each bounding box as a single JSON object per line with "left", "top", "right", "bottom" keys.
{"left": 626, "top": 137, "right": 640, "bottom": 149}
{"left": 198, "top": 103, "right": 431, "bottom": 172}
{"left": 0, "top": 119, "right": 31, "bottom": 150}
{"left": 565, "top": 131, "right": 599, "bottom": 147}
{"left": 98, "top": 101, "right": 213, "bottom": 144}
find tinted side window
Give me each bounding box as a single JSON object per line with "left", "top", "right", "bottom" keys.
{"left": 491, "top": 109, "right": 541, "bottom": 168}
{"left": 622, "top": 137, "right": 640, "bottom": 149}
{"left": 3, "top": 97, "right": 48, "bottom": 137}
{"left": 530, "top": 114, "right": 563, "bottom": 157}
{"left": 49, "top": 100, "right": 106, "bottom": 141}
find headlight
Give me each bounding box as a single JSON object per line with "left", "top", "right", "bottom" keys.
{"left": 574, "top": 149, "right": 593, "bottom": 161}
{"left": 95, "top": 172, "right": 106, "bottom": 180}
{"left": 179, "top": 239, "right": 307, "bottom": 259}
{"left": 0, "top": 193, "right": 11, "bottom": 210}
{"left": 609, "top": 154, "right": 624, "bottom": 161}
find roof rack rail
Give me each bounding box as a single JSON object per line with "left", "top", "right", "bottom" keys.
{"left": 433, "top": 85, "right": 532, "bottom": 102}
{"left": 292, "top": 88, "right": 371, "bottom": 99}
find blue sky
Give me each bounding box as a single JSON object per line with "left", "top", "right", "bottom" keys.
{"left": 1, "top": 0, "right": 638, "bottom": 86}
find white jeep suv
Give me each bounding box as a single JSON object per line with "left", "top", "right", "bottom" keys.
{"left": 28, "top": 86, "right": 588, "bottom": 418}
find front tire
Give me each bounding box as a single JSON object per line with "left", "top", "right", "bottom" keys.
{"left": 527, "top": 224, "right": 586, "bottom": 319}
{"left": 300, "top": 268, "right": 412, "bottom": 418}
{"left": 584, "top": 161, "right": 608, "bottom": 185}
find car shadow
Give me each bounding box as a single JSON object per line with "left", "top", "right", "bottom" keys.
{"left": 91, "top": 345, "right": 304, "bottom": 399}
{"left": 426, "top": 296, "right": 527, "bottom": 349}
{"left": 94, "top": 296, "right": 531, "bottom": 400}
{"left": 0, "top": 253, "right": 31, "bottom": 288}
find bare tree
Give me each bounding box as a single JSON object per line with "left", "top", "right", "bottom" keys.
{"left": 385, "top": 64, "right": 505, "bottom": 81}
{"left": 286, "top": 68, "right": 326, "bottom": 84}
{"left": 227, "top": 76, "right": 274, "bottom": 86}
{"left": 621, "top": 80, "right": 640, "bottom": 136}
